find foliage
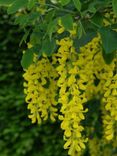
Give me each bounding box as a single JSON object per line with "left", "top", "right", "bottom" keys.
{"left": 0, "top": 1, "right": 117, "bottom": 156}
{"left": 0, "top": 0, "right": 117, "bottom": 68}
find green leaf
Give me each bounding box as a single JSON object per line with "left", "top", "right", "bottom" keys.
{"left": 74, "top": 31, "right": 97, "bottom": 51}
{"left": 47, "top": 19, "right": 57, "bottom": 40}
{"left": 50, "top": 0, "right": 58, "bottom": 4}
{"left": 87, "top": 0, "right": 110, "bottom": 13}
{"left": 112, "top": 0, "right": 117, "bottom": 16}
{"left": 19, "top": 30, "right": 30, "bottom": 46}
{"left": 15, "top": 14, "right": 28, "bottom": 26}
{"left": 91, "top": 12, "right": 103, "bottom": 28}
{"left": 109, "top": 23, "right": 117, "bottom": 29}
{"left": 21, "top": 45, "right": 40, "bottom": 69}
{"left": 77, "top": 21, "right": 85, "bottom": 39}
{"left": 21, "top": 49, "right": 34, "bottom": 69}
{"left": 102, "top": 51, "right": 115, "bottom": 64}
{"left": 0, "top": 0, "right": 14, "bottom": 5}
{"left": 88, "top": 4, "right": 96, "bottom": 13}
{"left": 40, "top": 38, "right": 56, "bottom": 56}
{"left": 7, "top": 0, "right": 28, "bottom": 14}
{"left": 72, "top": 0, "right": 81, "bottom": 11}
{"left": 30, "top": 31, "right": 41, "bottom": 45}
{"left": 60, "top": 0, "right": 71, "bottom": 6}
{"left": 27, "top": 12, "right": 40, "bottom": 24}
{"left": 45, "top": 10, "right": 55, "bottom": 22}
{"left": 87, "top": 1, "right": 100, "bottom": 14}
{"left": 15, "top": 12, "right": 40, "bottom": 27}
{"left": 99, "top": 27, "right": 117, "bottom": 54}
{"left": 27, "top": 0, "right": 36, "bottom": 10}
{"left": 61, "top": 14, "right": 73, "bottom": 30}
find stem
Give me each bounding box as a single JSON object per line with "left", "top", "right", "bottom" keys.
{"left": 45, "top": 3, "right": 76, "bottom": 14}
{"left": 36, "top": 2, "right": 75, "bottom": 14}
{"left": 89, "top": 20, "right": 101, "bottom": 28}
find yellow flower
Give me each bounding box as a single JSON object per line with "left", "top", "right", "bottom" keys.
{"left": 57, "top": 27, "right": 65, "bottom": 34}
{"left": 23, "top": 55, "right": 58, "bottom": 124}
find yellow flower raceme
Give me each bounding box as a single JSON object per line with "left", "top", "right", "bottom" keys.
{"left": 101, "top": 73, "right": 117, "bottom": 140}
{"left": 93, "top": 48, "right": 117, "bottom": 140}
{"left": 88, "top": 138, "right": 102, "bottom": 156}
{"left": 54, "top": 37, "right": 88, "bottom": 155}
{"left": 103, "top": 113, "right": 114, "bottom": 140}
{"left": 23, "top": 56, "right": 58, "bottom": 124}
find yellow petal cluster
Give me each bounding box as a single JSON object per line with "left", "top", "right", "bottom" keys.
{"left": 54, "top": 37, "right": 88, "bottom": 155}
{"left": 103, "top": 11, "right": 117, "bottom": 27}
{"left": 102, "top": 73, "right": 117, "bottom": 140}
{"left": 88, "top": 138, "right": 102, "bottom": 156}
{"left": 23, "top": 55, "right": 58, "bottom": 124}
{"left": 54, "top": 31, "right": 117, "bottom": 154}
{"left": 37, "top": 0, "right": 46, "bottom": 15}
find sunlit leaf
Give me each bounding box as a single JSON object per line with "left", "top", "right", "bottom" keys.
{"left": 7, "top": 0, "right": 28, "bottom": 14}
{"left": 72, "top": 0, "right": 81, "bottom": 11}
{"left": 61, "top": 14, "right": 73, "bottom": 30}
{"left": 112, "top": 0, "right": 117, "bottom": 16}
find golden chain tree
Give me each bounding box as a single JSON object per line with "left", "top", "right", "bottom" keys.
{"left": 1, "top": 0, "right": 117, "bottom": 155}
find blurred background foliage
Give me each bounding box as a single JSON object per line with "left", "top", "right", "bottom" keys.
{"left": 0, "top": 9, "right": 67, "bottom": 156}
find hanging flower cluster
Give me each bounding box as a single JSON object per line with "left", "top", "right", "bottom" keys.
{"left": 23, "top": 55, "right": 58, "bottom": 124}
{"left": 54, "top": 37, "right": 88, "bottom": 155}
{"left": 23, "top": 15, "right": 117, "bottom": 156}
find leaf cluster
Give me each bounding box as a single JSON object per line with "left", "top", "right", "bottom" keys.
{"left": 0, "top": 0, "right": 117, "bottom": 68}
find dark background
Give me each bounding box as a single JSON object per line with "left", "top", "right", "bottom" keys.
{"left": 0, "top": 9, "right": 67, "bottom": 156}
